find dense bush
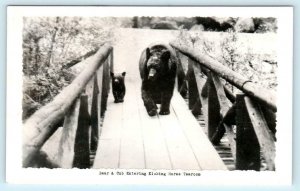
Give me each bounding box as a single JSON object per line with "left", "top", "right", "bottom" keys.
{"left": 175, "top": 29, "right": 277, "bottom": 94}
{"left": 22, "top": 17, "right": 133, "bottom": 120}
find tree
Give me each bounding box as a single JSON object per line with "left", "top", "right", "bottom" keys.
{"left": 22, "top": 16, "right": 132, "bottom": 120}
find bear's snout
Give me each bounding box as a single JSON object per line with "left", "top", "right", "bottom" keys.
{"left": 148, "top": 68, "right": 157, "bottom": 80}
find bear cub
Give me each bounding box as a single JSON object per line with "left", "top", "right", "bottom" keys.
{"left": 111, "top": 72, "right": 126, "bottom": 103}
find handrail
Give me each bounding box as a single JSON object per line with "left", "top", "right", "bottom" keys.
{"left": 23, "top": 43, "right": 113, "bottom": 167}
{"left": 172, "top": 41, "right": 276, "bottom": 171}
{"left": 170, "top": 42, "right": 276, "bottom": 111}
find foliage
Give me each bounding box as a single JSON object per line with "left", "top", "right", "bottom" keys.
{"left": 133, "top": 16, "right": 277, "bottom": 33}
{"left": 22, "top": 17, "right": 133, "bottom": 120}
{"left": 175, "top": 29, "right": 277, "bottom": 94}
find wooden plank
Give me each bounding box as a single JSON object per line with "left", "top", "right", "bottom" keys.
{"left": 171, "top": 92, "right": 227, "bottom": 170}
{"left": 244, "top": 96, "right": 275, "bottom": 170}
{"left": 119, "top": 82, "right": 145, "bottom": 169}
{"left": 135, "top": 82, "right": 172, "bottom": 170}
{"left": 93, "top": 139, "right": 120, "bottom": 168}
{"left": 92, "top": 94, "right": 123, "bottom": 169}
{"left": 158, "top": 95, "right": 200, "bottom": 170}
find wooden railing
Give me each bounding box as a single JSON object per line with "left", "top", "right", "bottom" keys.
{"left": 23, "top": 43, "right": 113, "bottom": 168}
{"left": 171, "top": 42, "right": 276, "bottom": 171}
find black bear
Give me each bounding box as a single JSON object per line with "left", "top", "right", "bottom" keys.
{"left": 139, "top": 43, "right": 177, "bottom": 116}
{"left": 111, "top": 72, "right": 126, "bottom": 103}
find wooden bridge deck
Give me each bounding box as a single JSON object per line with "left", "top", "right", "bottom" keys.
{"left": 91, "top": 28, "right": 227, "bottom": 170}
{"left": 93, "top": 80, "right": 227, "bottom": 170}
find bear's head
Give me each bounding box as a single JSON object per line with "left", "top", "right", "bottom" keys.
{"left": 110, "top": 72, "right": 126, "bottom": 103}
{"left": 145, "top": 48, "right": 171, "bottom": 81}
{"left": 111, "top": 72, "right": 126, "bottom": 83}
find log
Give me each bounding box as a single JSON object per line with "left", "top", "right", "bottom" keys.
{"left": 22, "top": 43, "right": 112, "bottom": 167}
{"left": 170, "top": 42, "right": 276, "bottom": 111}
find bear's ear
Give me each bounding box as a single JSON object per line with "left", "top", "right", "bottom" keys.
{"left": 146, "top": 48, "right": 150, "bottom": 60}
{"left": 161, "top": 51, "right": 171, "bottom": 61}
{"left": 122, "top": 72, "right": 126, "bottom": 76}
{"left": 110, "top": 72, "right": 114, "bottom": 77}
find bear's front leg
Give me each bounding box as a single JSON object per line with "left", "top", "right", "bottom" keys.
{"left": 159, "top": 92, "right": 173, "bottom": 115}
{"left": 142, "top": 89, "right": 158, "bottom": 116}
{"left": 112, "top": 91, "right": 119, "bottom": 103}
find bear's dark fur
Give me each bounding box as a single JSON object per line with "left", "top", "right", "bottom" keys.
{"left": 139, "top": 43, "right": 177, "bottom": 116}
{"left": 111, "top": 72, "right": 126, "bottom": 103}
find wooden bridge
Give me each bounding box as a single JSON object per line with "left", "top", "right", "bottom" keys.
{"left": 22, "top": 29, "right": 276, "bottom": 171}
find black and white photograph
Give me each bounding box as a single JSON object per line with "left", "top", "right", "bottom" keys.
{"left": 6, "top": 6, "right": 293, "bottom": 185}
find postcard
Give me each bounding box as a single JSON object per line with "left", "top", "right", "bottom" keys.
{"left": 6, "top": 6, "right": 293, "bottom": 185}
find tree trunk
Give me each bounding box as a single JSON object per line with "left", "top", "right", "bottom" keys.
{"left": 45, "top": 17, "right": 59, "bottom": 68}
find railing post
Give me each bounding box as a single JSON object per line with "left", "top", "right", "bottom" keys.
{"left": 57, "top": 98, "right": 81, "bottom": 168}
{"left": 207, "top": 73, "right": 221, "bottom": 140}
{"left": 90, "top": 75, "right": 99, "bottom": 152}
{"left": 235, "top": 94, "right": 260, "bottom": 171}
{"left": 109, "top": 48, "right": 114, "bottom": 76}
{"left": 243, "top": 96, "right": 276, "bottom": 170}
{"left": 101, "top": 58, "right": 110, "bottom": 116}
{"left": 73, "top": 94, "right": 91, "bottom": 168}
{"left": 96, "top": 66, "right": 104, "bottom": 137}
{"left": 175, "top": 50, "right": 187, "bottom": 98}
{"left": 187, "top": 58, "right": 201, "bottom": 115}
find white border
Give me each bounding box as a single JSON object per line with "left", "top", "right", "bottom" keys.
{"left": 6, "top": 6, "right": 293, "bottom": 185}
